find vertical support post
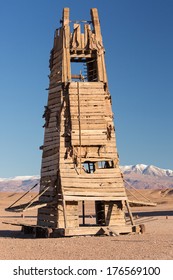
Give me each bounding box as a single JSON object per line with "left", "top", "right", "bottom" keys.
{"left": 62, "top": 7, "right": 70, "bottom": 26}
{"left": 90, "top": 8, "right": 107, "bottom": 84}
{"left": 62, "top": 199, "right": 67, "bottom": 228}
{"left": 77, "top": 82, "right": 82, "bottom": 173}
{"left": 125, "top": 200, "right": 134, "bottom": 226}
{"left": 62, "top": 8, "right": 71, "bottom": 82}
{"left": 61, "top": 183, "right": 67, "bottom": 228}
{"left": 82, "top": 201, "right": 85, "bottom": 225}
{"left": 90, "top": 8, "right": 102, "bottom": 40}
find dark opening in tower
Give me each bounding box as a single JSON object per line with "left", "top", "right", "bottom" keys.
{"left": 71, "top": 57, "right": 98, "bottom": 82}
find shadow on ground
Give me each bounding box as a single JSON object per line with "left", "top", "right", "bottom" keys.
{"left": 132, "top": 210, "right": 173, "bottom": 217}
{"left": 0, "top": 230, "right": 34, "bottom": 239}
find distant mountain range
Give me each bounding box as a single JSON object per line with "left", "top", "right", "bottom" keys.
{"left": 0, "top": 164, "right": 172, "bottom": 192}
{"left": 121, "top": 164, "right": 173, "bottom": 177}
{"left": 121, "top": 164, "right": 173, "bottom": 189}
{"left": 0, "top": 175, "right": 40, "bottom": 192}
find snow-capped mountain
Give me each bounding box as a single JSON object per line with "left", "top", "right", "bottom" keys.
{"left": 120, "top": 164, "right": 173, "bottom": 177}
{"left": 120, "top": 164, "right": 173, "bottom": 189}
{"left": 0, "top": 175, "right": 40, "bottom": 182}
{"left": 0, "top": 165, "right": 172, "bottom": 191}
{"left": 0, "top": 175, "right": 40, "bottom": 192}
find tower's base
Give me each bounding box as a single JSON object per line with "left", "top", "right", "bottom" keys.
{"left": 3, "top": 220, "right": 145, "bottom": 238}
{"left": 21, "top": 224, "right": 145, "bottom": 238}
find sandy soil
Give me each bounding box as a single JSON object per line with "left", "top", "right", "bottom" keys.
{"left": 0, "top": 190, "right": 173, "bottom": 260}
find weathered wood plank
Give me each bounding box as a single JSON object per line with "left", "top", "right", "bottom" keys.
{"left": 69, "top": 82, "right": 103, "bottom": 89}
{"left": 48, "top": 86, "right": 62, "bottom": 94}
{"left": 41, "top": 160, "right": 59, "bottom": 169}
{"left": 70, "top": 107, "right": 105, "bottom": 114}
{"left": 61, "top": 177, "right": 124, "bottom": 183}
{"left": 41, "top": 170, "right": 59, "bottom": 177}
{"left": 64, "top": 191, "right": 126, "bottom": 197}
{"left": 60, "top": 171, "right": 122, "bottom": 178}
{"left": 72, "top": 129, "right": 107, "bottom": 135}
{"left": 64, "top": 195, "right": 126, "bottom": 201}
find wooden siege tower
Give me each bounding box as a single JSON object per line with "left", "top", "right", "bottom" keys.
{"left": 36, "top": 8, "right": 141, "bottom": 237}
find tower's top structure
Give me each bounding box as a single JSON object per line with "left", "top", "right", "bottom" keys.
{"left": 49, "top": 8, "right": 107, "bottom": 87}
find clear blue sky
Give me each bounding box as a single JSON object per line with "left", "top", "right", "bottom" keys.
{"left": 0, "top": 0, "right": 172, "bottom": 177}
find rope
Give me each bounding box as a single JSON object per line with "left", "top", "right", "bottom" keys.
{"left": 7, "top": 183, "right": 38, "bottom": 209}
{"left": 124, "top": 179, "right": 152, "bottom": 203}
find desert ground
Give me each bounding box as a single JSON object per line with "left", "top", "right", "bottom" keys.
{"left": 0, "top": 189, "right": 173, "bottom": 260}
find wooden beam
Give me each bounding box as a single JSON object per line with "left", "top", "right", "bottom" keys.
{"left": 90, "top": 8, "right": 102, "bottom": 41}
{"left": 62, "top": 8, "right": 70, "bottom": 26}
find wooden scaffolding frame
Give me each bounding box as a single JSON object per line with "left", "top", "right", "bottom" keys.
{"left": 5, "top": 8, "right": 145, "bottom": 237}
